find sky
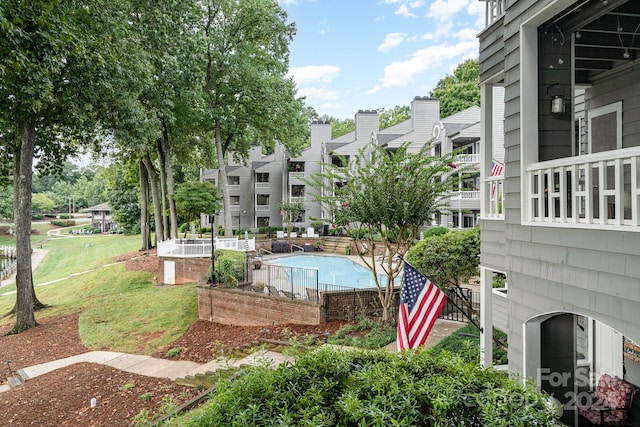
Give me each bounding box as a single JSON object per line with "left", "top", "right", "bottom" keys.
{"left": 279, "top": 0, "right": 484, "bottom": 120}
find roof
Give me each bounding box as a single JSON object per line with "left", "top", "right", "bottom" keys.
{"left": 87, "top": 202, "right": 110, "bottom": 212}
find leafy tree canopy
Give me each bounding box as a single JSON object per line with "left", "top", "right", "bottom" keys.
{"left": 429, "top": 58, "right": 480, "bottom": 118}
{"left": 171, "top": 181, "right": 220, "bottom": 231}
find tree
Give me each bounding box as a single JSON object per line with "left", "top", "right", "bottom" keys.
{"left": 0, "top": 0, "right": 148, "bottom": 333}
{"left": 172, "top": 181, "right": 220, "bottom": 237}
{"left": 307, "top": 142, "right": 466, "bottom": 321}
{"left": 318, "top": 115, "right": 355, "bottom": 139}
{"left": 378, "top": 105, "right": 411, "bottom": 129}
{"left": 202, "top": 0, "right": 307, "bottom": 237}
{"left": 276, "top": 200, "right": 305, "bottom": 237}
{"left": 31, "top": 193, "right": 55, "bottom": 215}
{"left": 429, "top": 58, "right": 480, "bottom": 118}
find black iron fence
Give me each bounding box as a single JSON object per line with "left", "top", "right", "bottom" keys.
{"left": 218, "top": 259, "right": 479, "bottom": 324}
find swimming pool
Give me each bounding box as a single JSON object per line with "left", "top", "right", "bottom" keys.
{"left": 267, "top": 254, "right": 383, "bottom": 289}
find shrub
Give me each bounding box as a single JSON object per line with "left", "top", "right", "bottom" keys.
{"left": 422, "top": 225, "right": 449, "bottom": 238}
{"left": 329, "top": 318, "right": 396, "bottom": 349}
{"left": 167, "top": 347, "right": 557, "bottom": 426}
{"left": 165, "top": 347, "right": 184, "bottom": 358}
{"left": 432, "top": 323, "right": 508, "bottom": 365}
{"left": 50, "top": 220, "right": 76, "bottom": 227}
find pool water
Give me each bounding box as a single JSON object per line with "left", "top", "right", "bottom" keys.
{"left": 267, "top": 254, "right": 383, "bottom": 288}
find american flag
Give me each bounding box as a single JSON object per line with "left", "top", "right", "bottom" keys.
{"left": 491, "top": 160, "right": 504, "bottom": 197}
{"left": 491, "top": 160, "right": 504, "bottom": 177}
{"left": 397, "top": 261, "right": 447, "bottom": 351}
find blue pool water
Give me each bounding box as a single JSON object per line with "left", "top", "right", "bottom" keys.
{"left": 268, "top": 255, "right": 382, "bottom": 288}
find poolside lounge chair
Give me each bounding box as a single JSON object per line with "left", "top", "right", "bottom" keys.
{"left": 267, "top": 285, "right": 281, "bottom": 296}
{"left": 281, "top": 290, "right": 300, "bottom": 299}
{"left": 306, "top": 288, "right": 320, "bottom": 303}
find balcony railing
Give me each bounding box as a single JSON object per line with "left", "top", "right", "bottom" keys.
{"left": 256, "top": 205, "right": 269, "bottom": 212}
{"left": 255, "top": 182, "right": 270, "bottom": 189}
{"left": 455, "top": 154, "right": 480, "bottom": 164}
{"left": 483, "top": 0, "right": 505, "bottom": 27}
{"left": 289, "top": 196, "right": 305, "bottom": 203}
{"left": 484, "top": 177, "right": 504, "bottom": 219}
{"left": 157, "top": 237, "right": 256, "bottom": 258}
{"left": 450, "top": 190, "right": 480, "bottom": 200}
{"left": 289, "top": 172, "right": 305, "bottom": 179}
{"left": 526, "top": 146, "right": 640, "bottom": 230}
{"left": 229, "top": 205, "right": 240, "bottom": 212}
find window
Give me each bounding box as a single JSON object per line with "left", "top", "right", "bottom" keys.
{"left": 291, "top": 185, "right": 305, "bottom": 197}
{"left": 256, "top": 173, "right": 269, "bottom": 183}
{"left": 289, "top": 161, "right": 305, "bottom": 172}
{"left": 230, "top": 196, "right": 240, "bottom": 205}
{"left": 227, "top": 176, "right": 240, "bottom": 185}
{"left": 331, "top": 155, "right": 349, "bottom": 167}
{"left": 257, "top": 217, "right": 269, "bottom": 227}
{"left": 256, "top": 194, "right": 269, "bottom": 205}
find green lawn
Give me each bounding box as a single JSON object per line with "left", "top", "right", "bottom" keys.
{"left": 0, "top": 232, "right": 199, "bottom": 355}
{"left": 0, "top": 222, "right": 56, "bottom": 246}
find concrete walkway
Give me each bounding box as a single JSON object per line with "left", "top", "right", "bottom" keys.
{"left": 0, "top": 349, "right": 295, "bottom": 393}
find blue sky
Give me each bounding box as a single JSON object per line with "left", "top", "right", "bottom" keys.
{"left": 280, "top": 0, "right": 484, "bottom": 120}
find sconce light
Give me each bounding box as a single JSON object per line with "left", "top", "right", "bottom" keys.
{"left": 547, "top": 83, "right": 566, "bottom": 115}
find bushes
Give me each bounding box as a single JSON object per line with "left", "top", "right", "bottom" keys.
{"left": 50, "top": 219, "right": 76, "bottom": 227}
{"left": 431, "top": 323, "right": 508, "bottom": 365}
{"left": 169, "top": 347, "right": 557, "bottom": 426}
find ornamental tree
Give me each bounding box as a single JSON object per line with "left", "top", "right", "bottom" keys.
{"left": 307, "top": 141, "right": 466, "bottom": 322}
{"left": 171, "top": 181, "right": 221, "bottom": 238}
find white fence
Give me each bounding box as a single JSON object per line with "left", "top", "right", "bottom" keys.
{"left": 1, "top": 245, "right": 17, "bottom": 281}
{"left": 157, "top": 237, "right": 256, "bottom": 258}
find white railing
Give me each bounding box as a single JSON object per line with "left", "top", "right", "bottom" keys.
{"left": 485, "top": 177, "right": 504, "bottom": 219}
{"left": 228, "top": 184, "right": 240, "bottom": 190}
{"left": 256, "top": 205, "right": 269, "bottom": 212}
{"left": 229, "top": 205, "right": 240, "bottom": 212}
{"left": 526, "top": 146, "right": 640, "bottom": 230}
{"left": 450, "top": 191, "right": 481, "bottom": 200}
{"left": 289, "top": 196, "right": 305, "bottom": 203}
{"left": 157, "top": 237, "right": 256, "bottom": 258}
{"left": 255, "top": 182, "right": 270, "bottom": 189}
{"left": 455, "top": 154, "right": 480, "bottom": 164}
{"left": 289, "top": 172, "right": 305, "bottom": 179}
{"left": 484, "top": 0, "right": 505, "bottom": 27}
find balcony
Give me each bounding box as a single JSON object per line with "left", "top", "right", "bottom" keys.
{"left": 482, "top": 0, "right": 505, "bottom": 27}
{"left": 450, "top": 191, "right": 480, "bottom": 200}
{"left": 255, "top": 182, "right": 270, "bottom": 189}
{"left": 484, "top": 177, "right": 504, "bottom": 219}
{"left": 289, "top": 171, "right": 305, "bottom": 180}
{"left": 157, "top": 237, "right": 256, "bottom": 258}
{"left": 289, "top": 196, "right": 305, "bottom": 203}
{"left": 526, "top": 147, "right": 640, "bottom": 230}
{"left": 256, "top": 205, "right": 270, "bottom": 212}
{"left": 455, "top": 154, "right": 480, "bottom": 164}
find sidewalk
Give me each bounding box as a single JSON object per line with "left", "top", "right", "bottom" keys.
{"left": 1, "top": 248, "right": 48, "bottom": 288}
{"left": 0, "top": 349, "right": 295, "bottom": 393}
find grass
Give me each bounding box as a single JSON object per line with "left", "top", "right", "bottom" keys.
{"left": 0, "top": 222, "right": 56, "bottom": 246}
{"left": 0, "top": 231, "right": 199, "bottom": 356}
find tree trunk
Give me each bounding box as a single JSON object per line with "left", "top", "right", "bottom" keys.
{"left": 142, "top": 152, "right": 164, "bottom": 244}
{"left": 156, "top": 138, "right": 170, "bottom": 239}
{"left": 161, "top": 118, "right": 178, "bottom": 239}
{"left": 11, "top": 119, "right": 38, "bottom": 334}
{"left": 139, "top": 159, "right": 151, "bottom": 252}
{"left": 215, "top": 120, "right": 233, "bottom": 237}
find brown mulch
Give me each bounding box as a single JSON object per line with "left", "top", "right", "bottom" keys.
{"left": 0, "top": 250, "right": 354, "bottom": 426}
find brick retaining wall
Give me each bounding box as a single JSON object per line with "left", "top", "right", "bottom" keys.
{"left": 198, "top": 285, "right": 324, "bottom": 326}
{"left": 158, "top": 257, "right": 210, "bottom": 285}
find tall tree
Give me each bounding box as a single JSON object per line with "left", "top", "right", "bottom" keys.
{"left": 171, "top": 181, "right": 220, "bottom": 237}
{"left": 307, "top": 142, "right": 466, "bottom": 321}
{"left": 378, "top": 105, "right": 411, "bottom": 129}
{"left": 429, "top": 58, "right": 480, "bottom": 118}
{"left": 0, "top": 0, "right": 145, "bottom": 333}
{"left": 202, "top": 0, "right": 307, "bottom": 237}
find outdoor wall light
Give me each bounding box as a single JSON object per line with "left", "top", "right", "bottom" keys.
{"left": 547, "top": 83, "right": 566, "bottom": 115}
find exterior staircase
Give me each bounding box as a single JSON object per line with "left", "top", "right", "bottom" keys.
{"left": 320, "top": 236, "right": 353, "bottom": 255}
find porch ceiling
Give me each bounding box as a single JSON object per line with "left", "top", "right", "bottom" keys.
{"left": 553, "top": 0, "right": 640, "bottom": 84}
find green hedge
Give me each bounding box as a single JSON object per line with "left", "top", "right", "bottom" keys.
{"left": 50, "top": 220, "right": 76, "bottom": 227}
{"left": 169, "top": 347, "right": 557, "bottom": 426}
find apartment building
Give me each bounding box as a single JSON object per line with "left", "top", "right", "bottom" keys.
{"left": 201, "top": 96, "right": 485, "bottom": 232}
{"left": 477, "top": 0, "right": 640, "bottom": 425}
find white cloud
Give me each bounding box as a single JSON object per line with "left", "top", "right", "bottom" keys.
{"left": 287, "top": 65, "right": 340, "bottom": 85}
{"left": 396, "top": 4, "right": 416, "bottom": 17}
{"left": 378, "top": 32, "right": 407, "bottom": 52}
{"left": 366, "top": 40, "right": 478, "bottom": 93}
{"left": 279, "top": 0, "right": 298, "bottom": 5}
{"left": 427, "top": 0, "right": 472, "bottom": 22}
{"left": 421, "top": 21, "right": 453, "bottom": 40}
{"left": 301, "top": 86, "right": 340, "bottom": 101}
{"left": 455, "top": 27, "right": 477, "bottom": 42}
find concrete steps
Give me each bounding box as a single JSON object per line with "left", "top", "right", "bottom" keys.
{"left": 320, "top": 237, "right": 353, "bottom": 255}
